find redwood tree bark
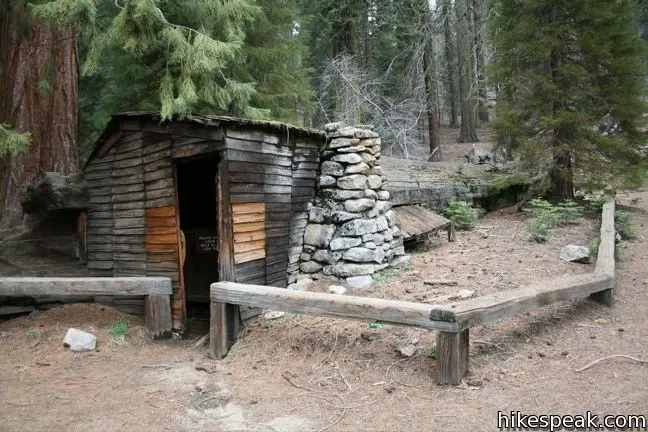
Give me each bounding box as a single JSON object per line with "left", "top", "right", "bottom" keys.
{"left": 455, "top": 0, "right": 479, "bottom": 143}
{"left": 0, "top": 2, "right": 78, "bottom": 228}
{"left": 423, "top": 4, "right": 441, "bottom": 161}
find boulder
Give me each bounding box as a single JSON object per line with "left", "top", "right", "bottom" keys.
{"left": 319, "top": 176, "right": 337, "bottom": 188}
{"left": 343, "top": 247, "right": 385, "bottom": 264}
{"left": 337, "top": 174, "right": 368, "bottom": 190}
{"left": 331, "top": 263, "right": 375, "bottom": 277}
{"left": 377, "top": 190, "right": 390, "bottom": 200}
{"left": 374, "top": 200, "right": 391, "bottom": 214}
{"left": 364, "top": 189, "right": 378, "bottom": 199}
{"left": 329, "top": 137, "right": 360, "bottom": 149}
{"left": 361, "top": 153, "right": 377, "bottom": 165}
{"left": 325, "top": 122, "right": 342, "bottom": 132}
{"left": 303, "top": 224, "right": 336, "bottom": 248}
{"left": 354, "top": 129, "right": 379, "bottom": 139}
{"left": 300, "top": 261, "right": 323, "bottom": 273}
{"left": 328, "top": 126, "right": 356, "bottom": 138}
{"left": 313, "top": 249, "right": 341, "bottom": 264}
{"left": 345, "top": 163, "right": 370, "bottom": 175}
{"left": 363, "top": 242, "right": 377, "bottom": 250}
{"left": 369, "top": 165, "right": 383, "bottom": 175}
{"left": 321, "top": 189, "right": 366, "bottom": 200}
{"left": 331, "top": 211, "right": 357, "bottom": 223}
{"left": 332, "top": 153, "right": 363, "bottom": 164}
{"left": 390, "top": 255, "right": 412, "bottom": 269}
{"left": 559, "top": 245, "right": 591, "bottom": 263}
{"left": 367, "top": 175, "right": 383, "bottom": 189}
{"left": 376, "top": 216, "right": 389, "bottom": 231}
{"left": 22, "top": 172, "right": 88, "bottom": 214}
{"left": 344, "top": 198, "right": 375, "bottom": 213}
{"left": 338, "top": 145, "right": 367, "bottom": 153}
{"left": 321, "top": 161, "right": 344, "bottom": 177}
{"left": 372, "top": 233, "right": 385, "bottom": 245}
{"left": 63, "top": 328, "right": 96, "bottom": 352}
{"left": 338, "top": 219, "right": 379, "bottom": 236}
{"left": 398, "top": 344, "right": 418, "bottom": 358}
{"left": 346, "top": 275, "right": 373, "bottom": 289}
{"left": 330, "top": 237, "right": 362, "bottom": 251}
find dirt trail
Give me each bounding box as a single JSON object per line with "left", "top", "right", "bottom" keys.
{"left": 1, "top": 191, "right": 647, "bottom": 431}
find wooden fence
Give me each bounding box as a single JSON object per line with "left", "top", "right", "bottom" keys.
{"left": 210, "top": 199, "right": 617, "bottom": 385}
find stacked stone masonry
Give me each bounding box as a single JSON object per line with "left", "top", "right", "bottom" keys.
{"left": 293, "top": 123, "right": 405, "bottom": 289}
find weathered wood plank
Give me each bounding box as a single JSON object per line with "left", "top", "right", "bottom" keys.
{"left": 144, "top": 294, "right": 172, "bottom": 339}
{"left": 233, "top": 231, "right": 266, "bottom": 243}
{"left": 232, "top": 202, "right": 265, "bottom": 215}
{"left": 172, "top": 142, "right": 222, "bottom": 159}
{"left": 233, "top": 221, "right": 265, "bottom": 233}
{"left": 591, "top": 199, "right": 616, "bottom": 306}
{"left": 234, "top": 249, "right": 265, "bottom": 264}
{"left": 436, "top": 330, "right": 469, "bottom": 385}
{"left": 430, "top": 273, "right": 614, "bottom": 329}
{"left": 233, "top": 240, "right": 265, "bottom": 254}
{"left": 210, "top": 282, "right": 460, "bottom": 332}
{"left": 227, "top": 150, "right": 292, "bottom": 167}
{"left": 0, "top": 277, "right": 171, "bottom": 296}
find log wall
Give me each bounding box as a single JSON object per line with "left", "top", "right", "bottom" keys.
{"left": 84, "top": 117, "right": 323, "bottom": 329}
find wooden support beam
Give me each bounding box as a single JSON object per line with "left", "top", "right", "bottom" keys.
{"left": 430, "top": 272, "right": 614, "bottom": 329}
{"left": 210, "top": 302, "right": 228, "bottom": 359}
{"left": 436, "top": 329, "right": 469, "bottom": 385}
{"left": 591, "top": 199, "right": 616, "bottom": 306}
{"left": 0, "top": 277, "right": 172, "bottom": 296}
{"left": 144, "top": 294, "right": 172, "bottom": 339}
{"left": 210, "top": 282, "right": 460, "bottom": 332}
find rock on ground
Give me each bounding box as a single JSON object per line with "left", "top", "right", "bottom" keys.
{"left": 346, "top": 275, "right": 374, "bottom": 289}
{"left": 559, "top": 245, "right": 591, "bottom": 263}
{"left": 327, "top": 285, "right": 347, "bottom": 295}
{"left": 63, "top": 328, "right": 97, "bottom": 352}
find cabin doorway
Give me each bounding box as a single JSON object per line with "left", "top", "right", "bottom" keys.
{"left": 175, "top": 155, "right": 220, "bottom": 331}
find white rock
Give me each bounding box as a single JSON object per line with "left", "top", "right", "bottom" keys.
{"left": 377, "top": 190, "right": 390, "bottom": 200}
{"left": 345, "top": 162, "right": 370, "bottom": 175}
{"left": 321, "top": 161, "right": 344, "bottom": 176}
{"left": 63, "top": 328, "right": 96, "bottom": 352}
{"left": 367, "top": 175, "right": 382, "bottom": 189}
{"left": 319, "top": 176, "right": 336, "bottom": 188}
{"left": 398, "top": 344, "right": 418, "bottom": 358}
{"left": 364, "top": 188, "right": 378, "bottom": 199}
{"left": 332, "top": 153, "right": 362, "bottom": 164}
{"left": 390, "top": 255, "right": 411, "bottom": 269}
{"left": 344, "top": 198, "right": 375, "bottom": 212}
{"left": 346, "top": 275, "right": 373, "bottom": 289}
{"left": 337, "top": 174, "right": 368, "bottom": 190}
{"left": 456, "top": 289, "right": 475, "bottom": 300}
{"left": 303, "top": 224, "right": 336, "bottom": 247}
{"left": 559, "top": 245, "right": 591, "bottom": 263}
{"left": 330, "top": 237, "right": 362, "bottom": 251}
{"left": 328, "top": 285, "right": 347, "bottom": 295}
{"left": 329, "top": 137, "right": 359, "bottom": 148}
{"left": 263, "top": 311, "right": 286, "bottom": 320}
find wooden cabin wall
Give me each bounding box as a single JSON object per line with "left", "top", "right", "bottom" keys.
{"left": 287, "top": 138, "right": 320, "bottom": 281}
{"left": 225, "top": 128, "right": 290, "bottom": 292}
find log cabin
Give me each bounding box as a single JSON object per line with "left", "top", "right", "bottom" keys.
{"left": 82, "top": 112, "right": 326, "bottom": 330}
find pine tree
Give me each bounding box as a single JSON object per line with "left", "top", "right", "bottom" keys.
{"left": 455, "top": 0, "right": 479, "bottom": 142}
{"left": 490, "top": 0, "right": 648, "bottom": 198}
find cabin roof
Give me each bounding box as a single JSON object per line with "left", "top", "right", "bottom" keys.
{"left": 84, "top": 111, "right": 326, "bottom": 169}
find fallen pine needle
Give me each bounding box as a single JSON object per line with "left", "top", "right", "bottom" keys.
{"left": 576, "top": 355, "right": 648, "bottom": 372}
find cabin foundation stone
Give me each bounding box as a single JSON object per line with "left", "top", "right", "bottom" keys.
{"left": 292, "top": 124, "right": 404, "bottom": 288}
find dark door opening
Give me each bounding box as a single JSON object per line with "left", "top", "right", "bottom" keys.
{"left": 175, "top": 155, "right": 220, "bottom": 332}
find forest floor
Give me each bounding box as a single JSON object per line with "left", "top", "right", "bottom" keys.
{"left": 1, "top": 189, "right": 647, "bottom": 431}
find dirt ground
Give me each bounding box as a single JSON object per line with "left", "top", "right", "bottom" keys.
{"left": 1, "top": 190, "right": 647, "bottom": 431}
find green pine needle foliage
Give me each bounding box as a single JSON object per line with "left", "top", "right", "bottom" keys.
{"left": 488, "top": 0, "right": 648, "bottom": 192}
{"left": 615, "top": 211, "right": 635, "bottom": 239}
{"left": 0, "top": 124, "right": 31, "bottom": 157}
{"left": 444, "top": 201, "right": 479, "bottom": 230}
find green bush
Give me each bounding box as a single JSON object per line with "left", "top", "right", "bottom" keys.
{"left": 523, "top": 198, "right": 583, "bottom": 242}
{"left": 583, "top": 195, "right": 607, "bottom": 214}
{"left": 444, "top": 201, "right": 479, "bottom": 230}
{"left": 588, "top": 236, "right": 601, "bottom": 253}
{"left": 615, "top": 211, "right": 634, "bottom": 239}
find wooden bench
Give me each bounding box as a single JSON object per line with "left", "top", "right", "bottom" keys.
{"left": 0, "top": 277, "right": 173, "bottom": 338}
{"left": 209, "top": 199, "right": 616, "bottom": 385}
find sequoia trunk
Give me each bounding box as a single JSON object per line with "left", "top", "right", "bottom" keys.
{"left": 0, "top": 3, "right": 79, "bottom": 228}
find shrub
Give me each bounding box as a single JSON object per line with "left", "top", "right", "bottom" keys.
{"left": 108, "top": 319, "right": 130, "bottom": 343}
{"left": 615, "top": 211, "right": 634, "bottom": 239}
{"left": 583, "top": 195, "right": 607, "bottom": 214}
{"left": 523, "top": 198, "right": 583, "bottom": 242}
{"left": 444, "top": 201, "right": 479, "bottom": 230}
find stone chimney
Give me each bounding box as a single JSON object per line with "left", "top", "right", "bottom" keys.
{"left": 291, "top": 123, "right": 405, "bottom": 289}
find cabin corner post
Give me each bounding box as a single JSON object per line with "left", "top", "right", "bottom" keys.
{"left": 436, "top": 329, "right": 469, "bottom": 385}
{"left": 210, "top": 155, "right": 237, "bottom": 359}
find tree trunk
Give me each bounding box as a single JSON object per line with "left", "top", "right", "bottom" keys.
{"left": 423, "top": 6, "right": 441, "bottom": 161}
{"left": 0, "top": 3, "right": 79, "bottom": 229}
{"left": 441, "top": 0, "right": 459, "bottom": 128}
{"left": 455, "top": 0, "right": 478, "bottom": 143}
{"left": 550, "top": 152, "right": 574, "bottom": 200}
{"left": 472, "top": 0, "right": 489, "bottom": 124}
